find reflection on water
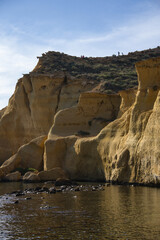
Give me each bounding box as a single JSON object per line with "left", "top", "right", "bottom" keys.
{"left": 0, "top": 182, "right": 160, "bottom": 239}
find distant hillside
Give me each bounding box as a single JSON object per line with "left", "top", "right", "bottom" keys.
{"left": 33, "top": 46, "right": 160, "bottom": 93}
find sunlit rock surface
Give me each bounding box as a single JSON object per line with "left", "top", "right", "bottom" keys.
{"left": 44, "top": 57, "right": 160, "bottom": 183}
{"left": 0, "top": 72, "right": 98, "bottom": 164}
{"left": 0, "top": 53, "right": 160, "bottom": 185}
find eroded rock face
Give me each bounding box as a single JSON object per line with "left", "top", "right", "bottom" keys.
{"left": 18, "top": 135, "right": 47, "bottom": 170}
{"left": 0, "top": 154, "right": 21, "bottom": 179}
{"left": 38, "top": 167, "right": 68, "bottom": 181}
{"left": 0, "top": 72, "right": 98, "bottom": 164}
{"left": 23, "top": 172, "right": 40, "bottom": 182}
{"left": 44, "top": 91, "right": 121, "bottom": 180}
{"left": 44, "top": 57, "right": 160, "bottom": 184}
{"left": 48, "top": 92, "right": 121, "bottom": 137}
{"left": 118, "top": 89, "right": 137, "bottom": 117}
{"left": 0, "top": 136, "right": 46, "bottom": 179}
{"left": 1, "top": 55, "right": 160, "bottom": 185}
{"left": 0, "top": 107, "right": 6, "bottom": 119}
{"left": 4, "top": 171, "right": 21, "bottom": 182}
{"left": 77, "top": 57, "right": 160, "bottom": 184}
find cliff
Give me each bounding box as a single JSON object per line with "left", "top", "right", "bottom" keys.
{"left": 0, "top": 71, "right": 98, "bottom": 164}
{"left": 33, "top": 47, "right": 160, "bottom": 94}
{"left": 43, "top": 58, "right": 160, "bottom": 183}
{"left": 0, "top": 49, "right": 160, "bottom": 185}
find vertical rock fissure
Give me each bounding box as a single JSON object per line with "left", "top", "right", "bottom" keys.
{"left": 28, "top": 75, "right": 33, "bottom": 92}
{"left": 55, "top": 75, "right": 67, "bottom": 114}
{"left": 22, "top": 85, "right": 31, "bottom": 115}
{"left": 110, "top": 98, "right": 116, "bottom": 120}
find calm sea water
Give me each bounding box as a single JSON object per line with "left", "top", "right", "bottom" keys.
{"left": 0, "top": 182, "right": 160, "bottom": 240}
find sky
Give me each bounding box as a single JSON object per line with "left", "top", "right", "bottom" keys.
{"left": 0, "top": 0, "right": 160, "bottom": 109}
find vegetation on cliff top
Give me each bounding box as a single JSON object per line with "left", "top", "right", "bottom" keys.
{"left": 33, "top": 47, "right": 160, "bottom": 93}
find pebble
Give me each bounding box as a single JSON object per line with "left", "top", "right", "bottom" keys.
{"left": 49, "top": 187, "right": 56, "bottom": 194}
{"left": 16, "top": 193, "right": 25, "bottom": 197}
{"left": 25, "top": 197, "right": 32, "bottom": 200}
{"left": 8, "top": 183, "right": 106, "bottom": 198}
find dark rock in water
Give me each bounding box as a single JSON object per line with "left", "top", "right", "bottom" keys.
{"left": 49, "top": 187, "right": 56, "bottom": 194}
{"left": 56, "top": 189, "right": 62, "bottom": 192}
{"left": 44, "top": 181, "right": 54, "bottom": 185}
{"left": 25, "top": 188, "right": 34, "bottom": 192}
{"left": 55, "top": 178, "right": 75, "bottom": 186}
{"left": 16, "top": 193, "right": 25, "bottom": 197}
{"left": 36, "top": 187, "right": 49, "bottom": 193}
{"left": 74, "top": 186, "right": 80, "bottom": 191}
{"left": 25, "top": 197, "right": 32, "bottom": 200}
{"left": 41, "top": 187, "right": 49, "bottom": 192}
{"left": 11, "top": 190, "right": 23, "bottom": 195}
{"left": 40, "top": 205, "right": 53, "bottom": 210}
{"left": 35, "top": 187, "right": 42, "bottom": 191}
{"left": 7, "top": 183, "right": 106, "bottom": 198}
{"left": 92, "top": 187, "right": 96, "bottom": 191}
{"left": 60, "top": 185, "right": 67, "bottom": 190}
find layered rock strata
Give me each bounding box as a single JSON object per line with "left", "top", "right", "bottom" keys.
{"left": 0, "top": 71, "right": 98, "bottom": 164}
{"left": 0, "top": 56, "right": 160, "bottom": 185}
{"left": 44, "top": 57, "right": 160, "bottom": 183}
{"left": 44, "top": 92, "right": 121, "bottom": 180}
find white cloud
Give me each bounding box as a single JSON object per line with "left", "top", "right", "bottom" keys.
{"left": 0, "top": 35, "right": 40, "bottom": 109}
{"left": 45, "top": 13, "right": 160, "bottom": 58}
{"left": 69, "top": 14, "right": 160, "bottom": 55}
{"left": 0, "top": 10, "right": 160, "bottom": 109}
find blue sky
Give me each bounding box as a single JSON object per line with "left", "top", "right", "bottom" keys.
{"left": 0, "top": 0, "right": 160, "bottom": 109}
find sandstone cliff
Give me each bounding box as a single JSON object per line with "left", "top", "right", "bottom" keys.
{"left": 43, "top": 57, "right": 160, "bottom": 183}
{"left": 0, "top": 71, "right": 98, "bottom": 164}
{"left": 0, "top": 51, "right": 160, "bottom": 185}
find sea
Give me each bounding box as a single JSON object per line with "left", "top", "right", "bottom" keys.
{"left": 0, "top": 182, "right": 160, "bottom": 240}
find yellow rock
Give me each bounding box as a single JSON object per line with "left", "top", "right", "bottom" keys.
{"left": 118, "top": 89, "right": 137, "bottom": 117}
{"left": 0, "top": 72, "right": 97, "bottom": 164}
{"left": 4, "top": 171, "right": 21, "bottom": 182}
{"left": 44, "top": 92, "right": 121, "bottom": 180}
{"left": 0, "top": 107, "right": 6, "bottom": 119}
{"left": 23, "top": 172, "right": 40, "bottom": 182}
{"left": 0, "top": 135, "right": 46, "bottom": 179}
{"left": 0, "top": 154, "right": 21, "bottom": 179}
{"left": 1, "top": 56, "right": 160, "bottom": 185}
{"left": 97, "top": 57, "right": 160, "bottom": 183}
{"left": 48, "top": 92, "right": 121, "bottom": 137}
{"left": 38, "top": 167, "right": 68, "bottom": 181}
{"left": 44, "top": 57, "right": 160, "bottom": 184}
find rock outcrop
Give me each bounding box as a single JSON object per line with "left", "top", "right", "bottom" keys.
{"left": 0, "top": 72, "right": 98, "bottom": 164}
{"left": 48, "top": 92, "right": 120, "bottom": 137}
{"left": 0, "top": 135, "right": 46, "bottom": 179}
{"left": 44, "top": 57, "right": 160, "bottom": 183}
{"left": 23, "top": 171, "right": 40, "bottom": 182}
{"left": 4, "top": 171, "right": 21, "bottom": 182}
{"left": 44, "top": 91, "right": 121, "bottom": 180}
{"left": 0, "top": 51, "right": 160, "bottom": 185}
{"left": 38, "top": 167, "right": 68, "bottom": 181}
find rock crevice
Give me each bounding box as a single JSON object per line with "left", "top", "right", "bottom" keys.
{"left": 55, "top": 74, "right": 68, "bottom": 114}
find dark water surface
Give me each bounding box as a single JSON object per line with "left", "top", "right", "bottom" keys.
{"left": 0, "top": 182, "right": 160, "bottom": 240}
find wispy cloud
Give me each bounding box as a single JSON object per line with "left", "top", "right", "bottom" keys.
{"left": 45, "top": 12, "right": 160, "bottom": 57}
{"left": 0, "top": 34, "right": 39, "bottom": 108}
{"left": 0, "top": 8, "right": 160, "bottom": 109}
